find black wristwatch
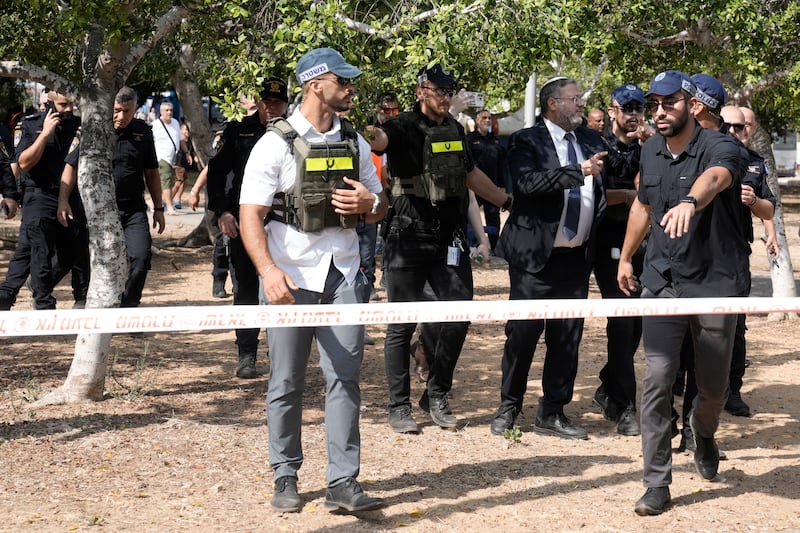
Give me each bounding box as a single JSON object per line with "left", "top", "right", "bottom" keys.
{"left": 153, "top": 206, "right": 165, "bottom": 212}
{"left": 680, "top": 195, "right": 697, "bottom": 207}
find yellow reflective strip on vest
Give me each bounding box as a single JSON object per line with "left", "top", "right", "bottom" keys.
{"left": 430, "top": 140, "right": 463, "bottom": 153}
{"left": 306, "top": 157, "right": 355, "bottom": 172}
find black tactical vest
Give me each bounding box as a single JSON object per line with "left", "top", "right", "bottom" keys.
{"left": 391, "top": 117, "right": 467, "bottom": 202}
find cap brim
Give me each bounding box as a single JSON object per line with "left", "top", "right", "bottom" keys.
{"left": 330, "top": 64, "right": 362, "bottom": 79}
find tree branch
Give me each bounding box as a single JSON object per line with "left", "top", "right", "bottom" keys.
{"left": 622, "top": 17, "right": 714, "bottom": 47}
{"left": 116, "top": 5, "right": 190, "bottom": 86}
{"left": 729, "top": 69, "right": 793, "bottom": 104}
{"left": 0, "top": 61, "right": 78, "bottom": 96}
{"left": 334, "top": 0, "right": 485, "bottom": 40}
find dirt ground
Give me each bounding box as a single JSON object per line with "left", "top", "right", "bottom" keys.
{"left": 1, "top": 190, "right": 800, "bottom": 532}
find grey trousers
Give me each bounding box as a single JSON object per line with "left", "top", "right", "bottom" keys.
{"left": 265, "top": 264, "right": 366, "bottom": 486}
{"left": 640, "top": 285, "right": 736, "bottom": 487}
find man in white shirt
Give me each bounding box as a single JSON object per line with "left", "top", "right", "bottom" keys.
{"left": 151, "top": 102, "right": 184, "bottom": 215}
{"left": 239, "top": 47, "right": 388, "bottom": 515}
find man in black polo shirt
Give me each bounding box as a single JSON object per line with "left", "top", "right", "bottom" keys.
{"left": 617, "top": 70, "right": 748, "bottom": 516}
{"left": 59, "top": 86, "right": 164, "bottom": 308}
{"left": 466, "top": 109, "right": 507, "bottom": 250}
{"left": 368, "top": 64, "right": 510, "bottom": 433}
{"left": 592, "top": 84, "right": 651, "bottom": 437}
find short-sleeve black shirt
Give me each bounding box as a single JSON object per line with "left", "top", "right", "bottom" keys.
{"left": 16, "top": 112, "right": 81, "bottom": 191}
{"left": 377, "top": 103, "right": 475, "bottom": 246}
{"left": 637, "top": 122, "right": 750, "bottom": 297}
{"left": 207, "top": 113, "right": 266, "bottom": 217}
{"left": 113, "top": 118, "right": 158, "bottom": 212}
{"left": 465, "top": 130, "right": 506, "bottom": 189}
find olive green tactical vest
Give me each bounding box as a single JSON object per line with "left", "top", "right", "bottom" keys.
{"left": 269, "top": 118, "right": 360, "bottom": 232}
{"left": 391, "top": 118, "right": 467, "bottom": 202}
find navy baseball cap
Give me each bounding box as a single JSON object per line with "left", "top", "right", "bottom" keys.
{"left": 416, "top": 64, "right": 456, "bottom": 86}
{"left": 259, "top": 77, "right": 288, "bottom": 102}
{"left": 645, "top": 70, "right": 695, "bottom": 98}
{"left": 295, "top": 48, "right": 362, "bottom": 84}
{"left": 612, "top": 84, "right": 645, "bottom": 106}
{"left": 690, "top": 73, "right": 727, "bottom": 111}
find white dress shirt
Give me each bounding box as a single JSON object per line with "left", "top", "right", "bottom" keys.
{"left": 240, "top": 108, "right": 383, "bottom": 293}
{"left": 544, "top": 118, "right": 595, "bottom": 247}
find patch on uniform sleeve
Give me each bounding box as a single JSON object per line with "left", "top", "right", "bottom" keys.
{"left": 747, "top": 164, "right": 761, "bottom": 174}
{"left": 13, "top": 124, "right": 22, "bottom": 148}
{"left": 211, "top": 130, "right": 224, "bottom": 155}
{"left": 69, "top": 128, "right": 81, "bottom": 154}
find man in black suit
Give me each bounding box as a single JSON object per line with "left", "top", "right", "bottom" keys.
{"left": 490, "top": 77, "right": 608, "bottom": 440}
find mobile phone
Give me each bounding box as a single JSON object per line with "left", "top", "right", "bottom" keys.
{"left": 45, "top": 101, "right": 64, "bottom": 120}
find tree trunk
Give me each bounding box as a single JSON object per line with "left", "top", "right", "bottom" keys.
{"left": 172, "top": 47, "right": 216, "bottom": 247}
{"left": 36, "top": 91, "right": 127, "bottom": 405}
{"left": 750, "top": 126, "right": 798, "bottom": 320}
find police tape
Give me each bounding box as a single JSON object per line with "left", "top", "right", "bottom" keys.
{"left": 1, "top": 297, "right": 799, "bottom": 338}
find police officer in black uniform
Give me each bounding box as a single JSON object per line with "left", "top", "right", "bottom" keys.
{"left": 12, "top": 91, "right": 88, "bottom": 309}
{"left": 59, "top": 87, "right": 164, "bottom": 308}
{"left": 368, "top": 64, "right": 511, "bottom": 433}
{"left": 0, "top": 138, "right": 19, "bottom": 218}
{"left": 592, "top": 84, "right": 651, "bottom": 437}
{"left": 207, "top": 77, "right": 289, "bottom": 379}
{"left": 465, "top": 109, "right": 507, "bottom": 250}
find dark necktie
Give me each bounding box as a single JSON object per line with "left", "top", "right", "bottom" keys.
{"left": 563, "top": 131, "right": 581, "bottom": 240}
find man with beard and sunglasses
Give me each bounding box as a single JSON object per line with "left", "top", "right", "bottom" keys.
{"left": 591, "top": 84, "right": 654, "bottom": 437}
{"left": 367, "top": 64, "right": 511, "bottom": 435}
{"left": 490, "top": 77, "right": 608, "bottom": 440}
{"left": 6, "top": 91, "right": 89, "bottom": 309}
{"left": 239, "top": 47, "right": 387, "bottom": 514}
{"left": 616, "top": 70, "right": 748, "bottom": 516}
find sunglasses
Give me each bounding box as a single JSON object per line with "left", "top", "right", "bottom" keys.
{"left": 380, "top": 107, "right": 399, "bottom": 116}
{"left": 728, "top": 123, "right": 746, "bottom": 133}
{"left": 613, "top": 104, "right": 644, "bottom": 114}
{"left": 645, "top": 98, "right": 685, "bottom": 113}
{"left": 421, "top": 85, "right": 456, "bottom": 97}
{"left": 319, "top": 76, "right": 355, "bottom": 87}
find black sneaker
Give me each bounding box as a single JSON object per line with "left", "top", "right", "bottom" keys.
{"left": 616, "top": 406, "right": 641, "bottom": 436}
{"left": 236, "top": 354, "right": 258, "bottom": 379}
{"left": 490, "top": 405, "right": 519, "bottom": 436}
{"left": 324, "top": 477, "right": 386, "bottom": 513}
{"left": 388, "top": 405, "right": 419, "bottom": 434}
{"left": 634, "top": 487, "right": 671, "bottom": 516}
{"left": 427, "top": 394, "right": 458, "bottom": 429}
{"left": 271, "top": 476, "right": 301, "bottom": 512}
{"left": 724, "top": 391, "right": 751, "bottom": 417}
{"left": 690, "top": 415, "right": 719, "bottom": 480}
{"left": 592, "top": 386, "right": 617, "bottom": 421}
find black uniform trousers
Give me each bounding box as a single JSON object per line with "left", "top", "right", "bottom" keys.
{"left": 228, "top": 233, "right": 260, "bottom": 356}
{"left": 120, "top": 209, "right": 152, "bottom": 308}
{"left": 500, "top": 246, "right": 591, "bottom": 418}
{"left": 593, "top": 218, "right": 644, "bottom": 413}
{"left": 383, "top": 243, "right": 473, "bottom": 410}
{"left": 24, "top": 191, "right": 89, "bottom": 309}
